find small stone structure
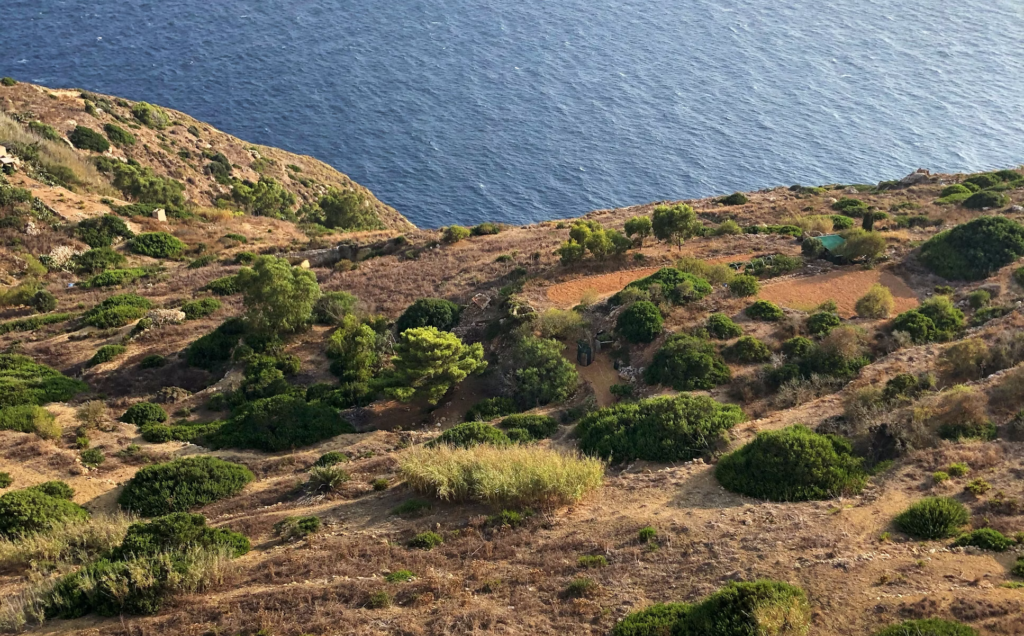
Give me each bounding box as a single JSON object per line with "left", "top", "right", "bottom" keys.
{"left": 152, "top": 208, "right": 167, "bottom": 222}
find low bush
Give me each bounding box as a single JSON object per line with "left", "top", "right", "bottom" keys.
{"left": 674, "top": 580, "right": 811, "bottom": 636}
{"left": 203, "top": 275, "right": 240, "bottom": 296}
{"left": 427, "top": 421, "right": 511, "bottom": 448}
{"left": 891, "top": 296, "right": 964, "bottom": 344}
{"left": 31, "top": 290, "right": 57, "bottom": 313}
{"left": 0, "top": 312, "right": 75, "bottom": 336}
{"left": 645, "top": 334, "right": 730, "bottom": 390}
{"left": 0, "top": 472, "right": 11, "bottom": 488}
{"left": 894, "top": 497, "right": 969, "bottom": 540}
{"left": 129, "top": 232, "right": 186, "bottom": 259}
{"left": 131, "top": 102, "right": 171, "bottom": 129}
{"left": 727, "top": 274, "right": 759, "bottom": 297}
{"left": 314, "top": 451, "right": 349, "bottom": 467}
{"left": 84, "top": 267, "right": 151, "bottom": 288}
{"left": 718, "top": 192, "right": 748, "bottom": 206}
{"left": 120, "top": 402, "right": 167, "bottom": 426}
{"left": 0, "top": 483, "right": 88, "bottom": 537}
{"left": 140, "top": 420, "right": 223, "bottom": 444}
{"left": 856, "top": 283, "right": 895, "bottom": 318}
{"left": 498, "top": 414, "right": 558, "bottom": 441}
{"left": 180, "top": 298, "right": 221, "bottom": 320}
{"left": 471, "top": 222, "right": 502, "bottom": 236}
{"left": 442, "top": 225, "right": 470, "bottom": 243}
{"left": 919, "top": 216, "right": 1024, "bottom": 281}
{"left": 807, "top": 311, "right": 841, "bottom": 337}
{"left": 505, "top": 336, "right": 579, "bottom": 409}
{"left": 612, "top": 603, "right": 693, "bottom": 636}
{"left": 963, "top": 190, "right": 1010, "bottom": 210}
{"left": 400, "top": 444, "right": 604, "bottom": 508}
{"left": 395, "top": 297, "right": 461, "bottom": 333}
{"left": 706, "top": 313, "right": 742, "bottom": 339}
{"left": 614, "top": 268, "right": 713, "bottom": 305}
{"left": 103, "top": 123, "right": 136, "bottom": 147}
{"left": 139, "top": 354, "right": 165, "bottom": 369}
{"left": 408, "top": 531, "right": 444, "bottom": 550}
{"left": 68, "top": 126, "right": 109, "bottom": 152}
{"left": 746, "top": 300, "right": 784, "bottom": 321}
{"left": 75, "top": 215, "right": 134, "bottom": 249}
{"left": 616, "top": 301, "right": 663, "bottom": 343}
{"left": 74, "top": 247, "right": 126, "bottom": 274}
{"left": 577, "top": 394, "right": 744, "bottom": 463}
{"left": 307, "top": 464, "right": 351, "bottom": 492}
{"left": 0, "top": 354, "right": 87, "bottom": 407}
{"left": 724, "top": 336, "right": 772, "bottom": 363}
{"left": 873, "top": 619, "right": 978, "bottom": 636}
{"left": 465, "top": 397, "right": 519, "bottom": 422}
{"left": 715, "top": 425, "right": 867, "bottom": 501}
{"left": 83, "top": 294, "right": 152, "bottom": 328}
{"left": 113, "top": 512, "right": 249, "bottom": 559}
{"left": 953, "top": 527, "right": 1013, "bottom": 552}
{"left": 118, "top": 456, "right": 254, "bottom": 516}
{"left": 0, "top": 404, "right": 56, "bottom": 437}
{"left": 208, "top": 394, "right": 354, "bottom": 452}
{"left": 274, "top": 515, "right": 321, "bottom": 540}
{"left": 88, "top": 345, "right": 126, "bottom": 367}
{"left": 312, "top": 291, "right": 357, "bottom": 325}
{"left": 831, "top": 198, "right": 868, "bottom": 216}
{"left": 389, "top": 498, "right": 432, "bottom": 517}
{"left": 185, "top": 318, "right": 245, "bottom": 369}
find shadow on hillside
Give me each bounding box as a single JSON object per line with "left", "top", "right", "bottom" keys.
{"left": 665, "top": 465, "right": 749, "bottom": 511}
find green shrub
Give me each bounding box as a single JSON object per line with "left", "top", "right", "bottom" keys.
{"left": 506, "top": 336, "right": 579, "bottom": 408}
{"left": 0, "top": 77, "right": 15, "bottom": 86}
{"left": 577, "top": 394, "right": 745, "bottom": 462}
{"left": 428, "top": 421, "right": 510, "bottom": 448}
{"left": 577, "top": 555, "right": 608, "bottom": 568}
{"left": 139, "top": 354, "right": 165, "bottom": 369}
{"left": 891, "top": 296, "right": 964, "bottom": 344}
{"left": 84, "top": 267, "right": 151, "bottom": 288}
{"left": 564, "top": 577, "right": 597, "bottom": 598}
{"left": 0, "top": 312, "right": 76, "bottom": 336}
{"left": 180, "top": 298, "right": 221, "bottom": 320}
{"left": 28, "top": 120, "right": 61, "bottom": 141}
{"left": 746, "top": 254, "right": 803, "bottom": 278}
{"left": 938, "top": 417, "right": 996, "bottom": 442}
{"left": 313, "top": 451, "right": 349, "bottom": 467}
{"left": 724, "top": 336, "right": 772, "bottom": 363}
{"left": 745, "top": 300, "right": 784, "bottom": 321}
{"left": 74, "top": 247, "right": 126, "bottom": 274}
{"left": 185, "top": 318, "right": 245, "bottom": 369}
{"left": 614, "top": 268, "right": 713, "bottom": 305}
{"left": 88, "top": 344, "right": 126, "bottom": 366}
{"left": 130, "top": 232, "right": 186, "bottom": 259}
{"left": 114, "top": 512, "right": 249, "bottom": 559}
{"left": 208, "top": 394, "right": 355, "bottom": 452}
{"left": 0, "top": 404, "right": 57, "bottom": 436}
{"left": 102, "top": 123, "right": 136, "bottom": 147}
{"left": 274, "top": 515, "right": 321, "bottom": 540}
{"left": 807, "top": 311, "right": 841, "bottom": 336}
{"left": 963, "top": 190, "right": 1010, "bottom": 210}
{"left": 408, "top": 531, "right": 444, "bottom": 549}
{"left": 312, "top": 291, "right": 357, "bottom": 325}
{"left": 395, "top": 297, "right": 461, "bottom": 333}
{"left": 706, "top": 313, "right": 742, "bottom": 339}
{"left": 638, "top": 526, "right": 657, "bottom": 543}
{"left": 79, "top": 448, "right": 105, "bottom": 467}
{"left": 873, "top": 619, "right": 978, "bottom": 636}
{"left": 443, "top": 225, "right": 471, "bottom": 243}
{"left": 715, "top": 425, "right": 867, "bottom": 501}
{"left": 831, "top": 198, "right": 868, "bottom": 216}
{"left": 919, "top": 216, "right": 1024, "bottom": 281}
{"left": 718, "top": 192, "right": 748, "bottom": 206}
{"left": 674, "top": 580, "right": 810, "bottom": 636}
{"left": 68, "top": 126, "right": 110, "bottom": 152}
{"left": 779, "top": 336, "right": 812, "bottom": 359}
{"left": 465, "top": 397, "right": 519, "bottom": 422}
{"left": 120, "top": 402, "right": 167, "bottom": 426}
{"left": 75, "top": 215, "right": 134, "bottom": 248}
{"left": 612, "top": 603, "right": 693, "bottom": 636}
{"left": 385, "top": 569, "right": 414, "bottom": 582}
{"left": 0, "top": 484, "right": 88, "bottom": 537}
{"left": 953, "top": 527, "right": 1013, "bottom": 551}
{"left": 940, "top": 184, "right": 972, "bottom": 198}
{"left": 94, "top": 157, "right": 186, "bottom": 209}
{"left": 203, "top": 275, "right": 240, "bottom": 296}
{"left": 118, "top": 456, "right": 254, "bottom": 516}
{"left": 131, "top": 102, "right": 171, "bottom": 129}
{"left": 616, "top": 301, "right": 663, "bottom": 343}
{"left": 471, "top": 222, "right": 501, "bottom": 236}
{"left": 645, "top": 334, "right": 730, "bottom": 390}
{"left": 498, "top": 414, "right": 558, "bottom": 441}
{"left": 0, "top": 472, "right": 11, "bottom": 488}
{"left": 948, "top": 462, "right": 970, "bottom": 477}
{"left": 30, "top": 290, "right": 57, "bottom": 314}
{"left": 0, "top": 355, "right": 86, "bottom": 408}
{"left": 140, "top": 420, "right": 223, "bottom": 444}
{"left": 831, "top": 215, "right": 855, "bottom": 230}
{"left": 83, "top": 293, "right": 152, "bottom": 328}
{"left": 894, "top": 497, "right": 969, "bottom": 540}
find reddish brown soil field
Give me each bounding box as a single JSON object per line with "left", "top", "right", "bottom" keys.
{"left": 758, "top": 268, "right": 920, "bottom": 317}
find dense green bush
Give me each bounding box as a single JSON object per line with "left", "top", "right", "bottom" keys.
{"left": 140, "top": 420, "right": 223, "bottom": 444}
{"left": 831, "top": 215, "right": 855, "bottom": 230}
{"left": 442, "top": 225, "right": 471, "bottom": 243}
{"left": 408, "top": 531, "right": 444, "bottom": 549}
{"left": 612, "top": 603, "right": 693, "bottom": 636}
{"left": 232, "top": 176, "right": 298, "bottom": 219}
{"left": 963, "top": 190, "right": 1010, "bottom": 210}
{"left": 577, "top": 394, "right": 744, "bottom": 462}
{"left": 113, "top": 512, "right": 249, "bottom": 560}
{"left": 427, "top": 421, "right": 511, "bottom": 448}
{"left": 84, "top": 267, "right": 150, "bottom": 288}
{"left": 28, "top": 120, "right": 61, "bottom": 141}
{"left": 674, "top": 580, "right": 810, "bottom": 636}
{"left": 131, "top": 102, "right": 171, "bottom": 129}
{"left": 312, "top": 291, "right": 357, "bottom": 325}
{"left": 952, "top": 527, "right": 1014, "bottom": 551}
{"left": 75, "top": 215, "right": 134, "bottom": 248}
{"left": 129, "top": 232, "right": 187, "bottom": 259}
{"left": 314, "top": 451, "right": 349, "bottom": 467}
{"left": 831, "top": 198, "right": 868, "bottom": 216}
{"left": 68, "top": 126, "right": 110, "bottom": 152}
{"left": 0, "top": 354, "right": 87, "bottom": 407}
{"left": 894, "top": 497, "right": 969, "bottom": 540}
{"left": 0, "top": 472, "right": 11, "bottom": 488}
{"left": 0, "top": 483, "right": 88, "bottom": 537}
{"left": 724, "top": 336, "right": 772, "bottom": 363}
{"left": 891, "top": 296, "right": 964, "bottom": 344}
{"left": 807, "top": 311, "right": 841, "bottom": 336}
{"left": 614, "top": 268, "right": 713, "bottom": 305}
{"left": 88, "top": 344, "right": 126, "bottom": 366}
{"left": 118, "top": 456, "right": 254, "bottom": 516}
{"left": 471, "top": 222, "right": 501, "bottom": 236}
{"left": 0, "top": 404, "right": 55, "bottom": 434}
{"left": 139, "top": 354, "right": 165, "bottom": 369}
{"left": 83, "top": 294, "right": 152, "bottom": 328}
{"left": 706, "top": 313, "right": 742, "bottom": 339}
{"left": 74, "top": 247, "right": 126, "bottom": 273}
{"left": 465, "top": 397, "right": 520, "bottom": 422}
{"left": 395, "top": 298, "right": 461, "bottom": 333}
{"left": 181, "top": 298, "right": 221, "bottom": 320}
{"left": 0, "top": 312, "right": 75, "bottom": 336}
{"left": 506, "top": 336, "right": 579, "bottom": 408}
{"left": 95, "top": 157, "right": 186, "bottom": 209}
{"left": 718, "top": 192, "right": 748, "bottom": 206}
{"left": 186, "top": 318, "right": 245, "bottom": 369}
{"left": 919, "top": 216, "right": 1024, "bottom": 281}
{"left": 103, "top": 123, "right": 136, "bottom": 146}
{"left": 616, "top": 301, "right": 663, "bottom": 343}
{"left": 716, "top": 425, "right": 867, "bottom": 501}
{"left": 30, "top": 289, "right": 57, "bottom": 313}
{"left": 208, "top": 394, "right": 354, "bottom": 452}
{"left": 873, "top": 619, "right": 978, "bottom": 636}
{"left": 498, "top": 414, "right": 558, "bottom": 441}
{"left": 645, "top": 334, "right": 730, "bottom": 390}
{"left": 204, "top": 275, "right": 240, "bottom": 296}
{"left": 745, "top": 300, "right": 784, "bottom": 321}
{"left": 120, "top": 402, "right": 167, "bottom": 426}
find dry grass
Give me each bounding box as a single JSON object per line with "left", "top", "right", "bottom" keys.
{"left": 0, "top": 512, "right": 134, "bottom": 570}
{"left": 0, "top": 111, "right": 114, "bottom": 194}
{"left": 400, "top": 444, "right": 605, "bottom": 509}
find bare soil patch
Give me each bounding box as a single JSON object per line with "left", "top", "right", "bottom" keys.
{"left": 759, "top": 268, "right": 920, "bottom": 317}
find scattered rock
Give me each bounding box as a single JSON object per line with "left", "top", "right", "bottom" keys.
{"left": 146, "top": 309, "right": 186, "bottom": 325}
{"left": 154, "top": 386, "right": 192, "bottom": 403}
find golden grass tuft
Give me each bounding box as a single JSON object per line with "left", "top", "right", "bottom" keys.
{"left": 399, "top": 444, "right": 604, "bottom": 509}
{"left": 0, "top": 512, "right": 134, "bottom": 570}
{"left": 0, "top": 112, "right": 114, "bottom": 194}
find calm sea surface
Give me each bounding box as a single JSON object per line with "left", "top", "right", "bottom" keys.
{"left": 2, "top": 1, "right": 1023, "bottom": 227}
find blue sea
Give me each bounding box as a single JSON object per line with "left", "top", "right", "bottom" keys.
{"left": 2, "top": 1, "right": 1023, "bottom": 227}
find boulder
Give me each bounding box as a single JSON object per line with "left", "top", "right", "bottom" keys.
{"left": 146, "top": 309, "right": 186, "bottom": 325}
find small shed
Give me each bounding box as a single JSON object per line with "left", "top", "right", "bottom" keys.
{"left": 576, "top": 340, "right": 593, "bottom": 366}
{"left": 817, "top": 234, "right": 847, "bottom": 254}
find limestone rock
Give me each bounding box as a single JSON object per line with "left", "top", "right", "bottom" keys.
{"left": 146, "top": 309, "right": 186, "bottom": 325}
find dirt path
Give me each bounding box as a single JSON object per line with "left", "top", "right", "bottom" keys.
{"left": 572, "top": 350, "right": 621, "bottom": 408}
{"left": 758, "top": 268, "right": 920, "bottom": 317}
